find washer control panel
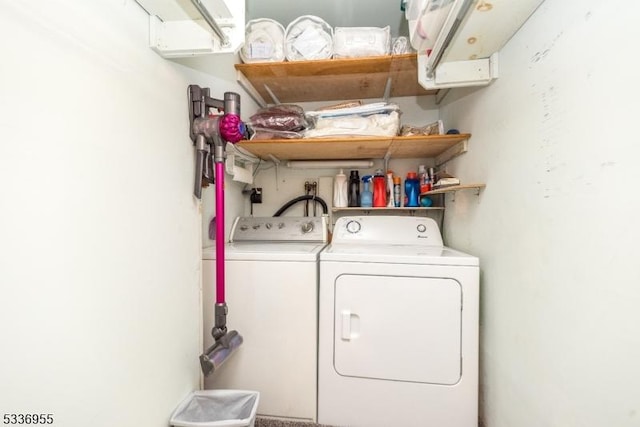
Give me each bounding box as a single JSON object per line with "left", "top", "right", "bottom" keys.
{"left": 230, "top": 216, "right": 328, "bottom": 242}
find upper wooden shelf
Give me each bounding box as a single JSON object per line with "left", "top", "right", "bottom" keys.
{"left": 235, "top": 54, "right": 436, "bottom": 104}
{"left": 236, "top": 133, "right": 470, "bottom": 163}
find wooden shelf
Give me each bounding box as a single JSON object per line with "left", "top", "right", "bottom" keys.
{"left": 237, "top": 133, "right": 471, "bottom": 162}
{"left": 421, "top": 184, "right": 486, "bottom": 196}
{"left": 235, "top": 54, "right": 436, "bottom": 104}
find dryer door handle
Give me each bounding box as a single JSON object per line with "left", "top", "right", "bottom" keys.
{"left": 341, "top": 310, "right": 352, "bottom": 340}
{"left": 340, "top": 310, "right": 360, "bottom": 340}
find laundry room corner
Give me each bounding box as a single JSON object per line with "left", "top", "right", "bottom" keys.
{"left": 438, "top": 1, "right": 640, "bottom": 426}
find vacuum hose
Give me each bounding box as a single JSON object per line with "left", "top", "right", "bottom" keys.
{"left": 273, "top": 195, "right": 328, "bottom": 217}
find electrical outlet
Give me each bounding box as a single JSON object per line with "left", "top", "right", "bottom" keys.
{"left": 250, "top": 188, "right": 262, "bottom": 204}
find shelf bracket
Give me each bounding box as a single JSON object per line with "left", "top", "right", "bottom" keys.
{"left": 263, "top": 84, "right": 281, "bottom": 105}
{"left": 446, "top": 185, "right": 485, "bottom": 202}
{"left": 383, "top": 151, "right": 392, "bottom": 174}
{"left": 236, "top": 70, "right": 267, "bottom": 108}
{"left": 382, "top": 77, "right": 392, "bottom": 102}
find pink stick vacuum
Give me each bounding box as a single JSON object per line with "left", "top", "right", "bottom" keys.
{"left": 188, "top": 85, "right": 246, "bottom": 376}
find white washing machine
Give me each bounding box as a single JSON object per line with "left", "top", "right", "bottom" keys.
{"left": 318, "top": 216, "right": 479, "bottom": 427}
{"left": 202, "top": 216, "right": 327, "bottom": 423}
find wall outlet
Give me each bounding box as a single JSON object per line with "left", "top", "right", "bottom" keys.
{"left": 250, "top": 188, "right": 262, "bottom": 204}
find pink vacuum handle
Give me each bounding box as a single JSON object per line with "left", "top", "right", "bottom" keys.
{"left": 215, "top": 161, "right": 226, "bottom": 304}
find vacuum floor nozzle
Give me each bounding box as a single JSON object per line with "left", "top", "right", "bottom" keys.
{"left": 199, "top": 330, "right": 243, "bottom": 377}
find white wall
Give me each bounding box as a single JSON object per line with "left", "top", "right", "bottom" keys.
{"left": 439, "top": 1, "right": 640, "bottom": 426}
{"left": 0, "top": 1, "right": 234, "bottom": 426}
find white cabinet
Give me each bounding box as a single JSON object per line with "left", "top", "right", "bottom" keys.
{"left": 407, "top": 0, "right": 546, "bottom": 89}
{"left": 136, "top": 0, "right": 245, "bottom": 57}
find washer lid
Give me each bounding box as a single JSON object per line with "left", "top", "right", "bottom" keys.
{"left": 320, "top": 243, "right": 479, "bottom": 266}
{"left": 203, "top": 242, "right": 326, "bottom": 261}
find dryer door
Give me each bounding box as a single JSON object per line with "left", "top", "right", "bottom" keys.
{"left": 334, "top": 274, "right": 462, "bottom": 385}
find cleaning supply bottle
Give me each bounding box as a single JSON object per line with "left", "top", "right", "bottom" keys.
{"left": 386, "top": 171, "right": 395, "bottom": 207}
{"left": 348, "top": 170, "right": 360, "bottom": 207}
{"left": 333, "top": 169, "right": 348, "bottom": 208}
{"left": 404, "top": 171, "right": 420, "bottom": 207}
{"left": 360, "top": 175, "right": 373, "bottom": 207}
{"left": 393, "top": 176, "right": 401, "bottom": 207}
{"left": 418, "top": 164, "right": 431, "bottom": 194}
{"left": 372, "top": 169, "right": 386, "bottom": 207}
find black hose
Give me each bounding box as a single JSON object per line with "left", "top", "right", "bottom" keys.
{"left": 273, "top": 195, "right": 328, "bottom": 217}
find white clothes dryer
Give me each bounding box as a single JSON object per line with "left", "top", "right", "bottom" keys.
{"left": 203, "top": 216, "right": 327, "bottom": 423}
{"left": 318, "top": 216, "right": 479, "bottom": 427}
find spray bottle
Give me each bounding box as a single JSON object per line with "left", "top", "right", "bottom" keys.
{"left": 360, "top": 175, "right": 373, "bottom": 208}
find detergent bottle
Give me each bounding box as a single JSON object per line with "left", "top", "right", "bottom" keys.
{"left": 372, "top": 169, "right": 386, "bottom": 207}
{"left": 404, "top": 171, "right": 420, "bottom": 207}
{"left": 333, "top": 169, "right": 348, "bottom": 208}
{"left": 360, "top": 175, "right": 373, "bottom": 208}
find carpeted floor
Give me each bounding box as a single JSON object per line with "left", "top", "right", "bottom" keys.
{"left": 255, "top": 417, "right": 335, "bottom": 427}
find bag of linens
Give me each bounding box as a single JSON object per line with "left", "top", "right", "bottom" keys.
{"left": 333, "top": 26, "right": 391, "bottom": 58}
{"left": 285, "top": 15, "right": 333, "bottom": 61}
{"left": 248, "top": 104, "right": 309, "bottom": 140}
{"left": 240, "top": 18, "right": 286, "bottom": 63}
{"left": 304, "top": 102, "right": 401, "bottom": 138}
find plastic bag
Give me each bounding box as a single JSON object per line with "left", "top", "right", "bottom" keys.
{"left": 170, "top": 390, "right": 259, "bottom": 427}
{"left": 240, "top": 19, "right": 285, "bottom": 63}
{"left": 304, "top": 111, "right": 401, "bottom": 138}
{"left": 250, "top": 128, "right": 304, "bottom": 140}
{"left": 285, "top": 15, "right": 333, "bottom": 61}
{"left": 333, "top": 26, "right": 391, "bottom": 58}
{"left": 248, "top": 104, "right": 308, "bottom": 132}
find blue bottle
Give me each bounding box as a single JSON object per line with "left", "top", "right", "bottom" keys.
{"left": 360, "top": 175, "right": 373, "bottom": 207}
{"left": 404, "top": 172, "right": 420, "bottom": 207}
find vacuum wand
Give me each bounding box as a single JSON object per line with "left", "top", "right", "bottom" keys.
{"left": 188, "top": 85, "right": 247, "bottom": 376}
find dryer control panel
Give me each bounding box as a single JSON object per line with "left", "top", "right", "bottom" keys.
{"left": 230, "top": 216, "right": 328, "bottom": 242}
{"left": 333, "top": 216, "right": 443, "bottom": 246}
